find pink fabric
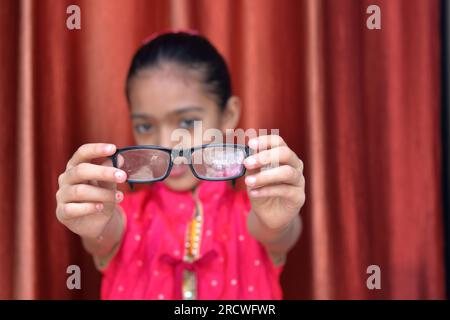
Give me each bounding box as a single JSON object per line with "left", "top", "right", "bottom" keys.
{"left": 100, "top": 181, "right": 284, "bottom": 300}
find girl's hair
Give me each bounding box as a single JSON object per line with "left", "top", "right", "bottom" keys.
{"left": 126, "top": 31, "right": 232, "bottom": 110}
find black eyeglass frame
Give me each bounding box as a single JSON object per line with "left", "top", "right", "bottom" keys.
{"left": 110, "top": 143, "right": 252, "bottom": 185}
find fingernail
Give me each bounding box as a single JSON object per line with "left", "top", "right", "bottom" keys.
{"left": 95, "top": 203, "right": 103, "bottom": 212}
{"left": 245, "top": 157, "right": 257, "bottom": 166}
{"left": 249, "top": 139, "right": 258, "bottom": 149}
{"left": 115, "top": 191, "right": 123, "bottom": 202}
{"left": 250, "top": 190, "right": 259, "bottom": 196}
{"left": 114, "top": 170, "right": 125, "bottom": 181}
{"left": 245, "top": 176, "right": 256, "bottom": 186}
{"left": 105, "top": 144, "right": 115, "bottom": 153}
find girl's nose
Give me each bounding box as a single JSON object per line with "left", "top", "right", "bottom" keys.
{"left": 172, "top": 156, "right": 188, "bottom": 165}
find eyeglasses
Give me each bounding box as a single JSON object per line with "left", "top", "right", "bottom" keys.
{"left": 110, "top": 144, "right": 251, "bottom": 186}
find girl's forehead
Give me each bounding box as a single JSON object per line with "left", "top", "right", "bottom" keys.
{"left": 128, "top": 65, "right": 219, "bottom": 118}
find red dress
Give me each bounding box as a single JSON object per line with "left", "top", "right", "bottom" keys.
{"left": 101, "top": 180, "right": 284, "bottom": 299}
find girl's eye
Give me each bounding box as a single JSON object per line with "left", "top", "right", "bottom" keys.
{"left": 179, "top": 119, "right": 201, "bottom": 129}
{"left": 134, "top": 123, "right": 153, "bottom": 134}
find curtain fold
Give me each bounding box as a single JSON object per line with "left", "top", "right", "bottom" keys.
{"left": 0, "top": 0, "right": 445, "bottom": 299}
{"left": 14, "top": 0, "right": 36, "bottom": 299}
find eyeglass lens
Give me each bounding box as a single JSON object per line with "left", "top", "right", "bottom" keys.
{"left": 117, "top": 145, "right": 247, "bottom": 181}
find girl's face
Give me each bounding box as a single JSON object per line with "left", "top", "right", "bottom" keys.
{"left": 127, "top": 62, "right": 240, "bottom": 191}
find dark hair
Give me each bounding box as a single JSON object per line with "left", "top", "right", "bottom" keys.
{"left": 125, "top": 32, "right": 232, "bottom": 110}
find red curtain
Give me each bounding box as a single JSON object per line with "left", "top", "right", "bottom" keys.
{"left": 0, "top": 0, "right": 445, "bottom": 299}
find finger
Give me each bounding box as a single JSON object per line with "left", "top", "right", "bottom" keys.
{"left": 244, "top": 146, "right": 303, "bottom": 171}
{"left": 57, "top": 202, "right": 105, "bottom": 220}
{"left": 98, "top": 154, "right": 125, "bottom": 189}
{"left": 59, "top": 184, "right": 123, "bottom": 204}
{"left": 299, "top": 174, "right": 306, "bottom": 188}
{"left": 248, "top": 135, "right": 287, "bottom": 152}
{"left": 100, "top": 153, "right": 124, "bottom": 168}
{"left": 248, "top": 184, "right": 305, "bottom": 206}
{"left": 61, "top": 162, "right": 127, "bottom": 186}
{"left": 245, "top": 165, "right": 301, "bottom": 189}
{"left": 67, "top": 143, "right": 117, "bottom": 170}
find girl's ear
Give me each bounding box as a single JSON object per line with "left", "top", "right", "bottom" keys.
{"left": 220, "top": 96, "right": 241, "bottom": 132}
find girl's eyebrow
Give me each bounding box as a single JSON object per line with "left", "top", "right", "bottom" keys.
{"left": 173, "top": 106, "right": 205, "bottom": 115}
{"left": 131, "top": 113, "right": 152, "bottom": 119}
{"left": 131, "top": 106, "right": 204, "bottom": 119}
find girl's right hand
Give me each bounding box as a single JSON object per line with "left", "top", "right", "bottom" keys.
{"left": 55, "top": 143, "right": 127, "bottom": 239}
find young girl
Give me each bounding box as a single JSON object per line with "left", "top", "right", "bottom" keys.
{"left": 56, "top": 31, "right": 305, "bottom": 300}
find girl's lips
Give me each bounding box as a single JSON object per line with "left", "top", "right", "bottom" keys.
{"left": 169, "top": 164, "right": 189, "bottom": 178}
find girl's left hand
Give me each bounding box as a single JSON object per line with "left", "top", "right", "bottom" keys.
{"left": 244, "top": 135, "right": 305, "bottom": 232}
